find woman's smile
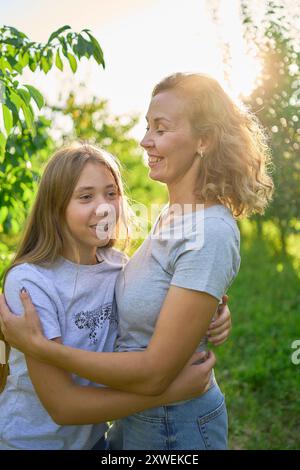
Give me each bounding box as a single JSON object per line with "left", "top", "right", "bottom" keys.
{"left": 148, "top": 155, "right": 165, "bottom": 168}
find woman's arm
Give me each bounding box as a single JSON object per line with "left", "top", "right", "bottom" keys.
{"left": 25, "top": 337, "right": 215, "bottom": 425}
{"left": 0, "top": 288, "right": 218, "bottom": 395}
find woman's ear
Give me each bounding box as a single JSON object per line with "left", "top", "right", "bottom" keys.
{"left": 196, "top": 134, "right": 212, "bottom": 155}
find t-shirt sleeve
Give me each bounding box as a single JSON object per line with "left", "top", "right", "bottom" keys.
{"left": 170, "top": 218, "right": 240, "bottom": 300}
{"left": 4, "top": 266, "right": 61, "bottom": 340}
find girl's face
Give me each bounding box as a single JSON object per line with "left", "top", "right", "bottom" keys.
{"left": 140, "top": 90, "right": 201, "bottom": 185}
{"left": 65, "top": 162, "right": 120, "bottom": 260}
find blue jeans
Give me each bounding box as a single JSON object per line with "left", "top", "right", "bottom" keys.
{"left": 107, "top": 383, "right": 228, "bottom": 450}
{"left": 90, "top": 435, "right": 108, "bottom": 450}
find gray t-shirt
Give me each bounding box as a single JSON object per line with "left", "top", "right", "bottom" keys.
{"left": 0, "top": 248, "right": 124, "bottom": 450}
{"left": 115, "top": 205, "right": 240, "bottom": 353}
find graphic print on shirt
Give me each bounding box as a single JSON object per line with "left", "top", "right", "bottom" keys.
{"left": 73, "top": 303, "right": 117, "bottom": 344}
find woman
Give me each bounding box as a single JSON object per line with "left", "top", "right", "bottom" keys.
{"left": 0, "top": 73, "right": 272, "bottom": 449}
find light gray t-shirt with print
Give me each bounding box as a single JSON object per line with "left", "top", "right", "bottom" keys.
{"left": 115, "top": 205, "right": 240, "bottom": 354}
{"left": 0, "top": 248, "right": 124, "bottom": 450}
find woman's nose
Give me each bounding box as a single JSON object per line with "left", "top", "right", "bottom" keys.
{"left": 140, "top": 133, "right": 153, "bottom": 149}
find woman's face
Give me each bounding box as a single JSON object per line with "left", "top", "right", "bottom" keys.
{"left": 140, "top": 90, "right": 201, "bottom": 185}
{"left": 65, "top": 162, "right": 120, "bottom": 253}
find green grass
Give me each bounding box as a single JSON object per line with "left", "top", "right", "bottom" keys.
{"left": 213, "top": 223, "right": 300, "bottom": 449}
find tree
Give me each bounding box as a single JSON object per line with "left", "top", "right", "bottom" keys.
{"left": 208, "top": 1, "right": 300, "bottom": 253}
{"left": 0, "top": 25, "right": 104, "bottom": 148}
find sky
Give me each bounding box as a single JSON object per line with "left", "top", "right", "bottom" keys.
{"left": 1, "top": 0, "right": 266, "bottom": 139}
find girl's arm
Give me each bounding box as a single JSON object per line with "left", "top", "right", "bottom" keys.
{"left": 208, "top": 295, "right": 231, "bottom": 346}
{"left": 25, "top": 338, "right": 215, "bottom": 425}
{"left": 0, "top": 289, "right": 218, "bottom": 395}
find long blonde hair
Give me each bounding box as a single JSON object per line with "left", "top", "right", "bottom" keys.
{"left": 4, "top": 142, "right": 130, "bottom": 283}
{"left": 152, "top": 73, "right": 274, "bottom": 218}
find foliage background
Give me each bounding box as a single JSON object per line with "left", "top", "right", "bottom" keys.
{"left": 0, "top": 0, "right": 299, "bottom": 449}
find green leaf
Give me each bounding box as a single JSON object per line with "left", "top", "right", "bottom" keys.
{"left": 41, "top": 56, "right": 51, "bottom": 73}
{"left": 18, "top": 88, "right": 31, "bottom": 105}
{"left": 20, "top": 99, "right": 34, "bottom": 130}
{"left": 28, "top": 57, "right": 37, "bottom": 72}
{"left": 46, "top": 49, "right": 53, "bottom": 70}
{"left": 2, "top": 104, "right": 13, "bottom": 135}
{"left": 67, "top": 53, "right": 77, "bottom": 73}
{"left": 76, "top": 34, "right": 87, "bottom": 58}
{"left": 24, "top": 85, "right": 44, "bottom": 110}
{"left": 5, "top": 26, "right": 28, "bottom": 39}
{"left": 58, "top": 37, "right": 68, "bottom": 55}
{"left": 20, "top": 51, "right": 29, "bottom": 67}
{"left": 3, "top": 38, "right": 20, "bottom": 47}
{"left": 35, "top": 50, "right": 41, "bottom": 62}
{"left": 47, "top": 25, "right": 71, "bottom": 44}
{"left": 5, "top": 96, "right": 19, "bottom": 126}
{"left": 66, "top": 32, "right": 73, "bottom": 46}
{"left": 83, "top": 31, "right": 105, "bottom": 67}
{"left": 55, "top": 49, "right": 63, "bottom": 71}
{"left": 0, "top": 206, "right": 8, "bottom": 224}
{"left": 0, "top": 57, "right": 13, "bottom": 72}
{"left": 11, "top": 218, "right": 20, "bottom": 234}
{"left": 6, "top": 55, "right": 23, "bottom": 73}
{"left": 9, "top": 89, "right": 23, "bottom": 112}
{"left": 7, "top": 45, "right": 17, "bottom": 58}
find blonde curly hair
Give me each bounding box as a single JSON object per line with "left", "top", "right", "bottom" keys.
{"left": 152, "top": 73, "right": 274, "bottom": 218}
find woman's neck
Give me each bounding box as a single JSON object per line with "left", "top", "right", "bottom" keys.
{"left": 167, "top": 168, "right": 203, "bottom": 206}
{"left": 167, "top": 169, "right": 219, "bottom": 209}
{"left": 168, "top": 187, "right": 217, "bottom": 210}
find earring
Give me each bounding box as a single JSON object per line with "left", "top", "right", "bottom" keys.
{"left": 197, "top": 149, "right": 204, "bottom": 159}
